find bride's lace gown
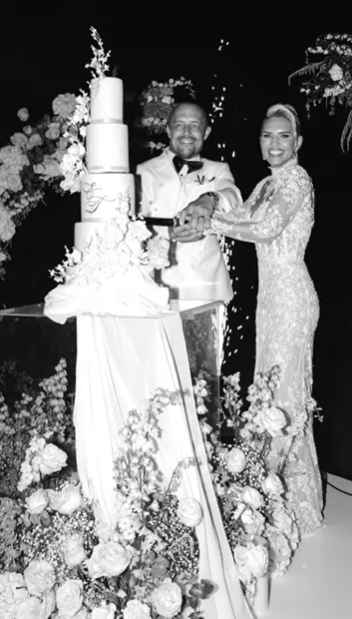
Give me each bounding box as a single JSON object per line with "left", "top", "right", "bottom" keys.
{"left": 212, "top": 158, "right": 323, "bottom": 535}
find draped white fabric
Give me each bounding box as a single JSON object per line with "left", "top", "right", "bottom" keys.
{"left": 74, "top": 312, "right": 253, "bottom": 619}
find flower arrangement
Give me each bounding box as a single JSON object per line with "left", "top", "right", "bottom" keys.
{"left": 0, "top": 358, "right": 74, "bottom": 499}
{"left": 290, "top": 33, "right": 352, "bottom": 149}
{"left": 194, "top": 367, "right": 299, "bottom": 605}
{"left": 0, "top": 27, "right": 109, "bottom": 278}
{"left": 0, "top": 388, "right": 216, "bottom": 618}
{"left": 49, "top": 194, "right": 170, "bottom": 287}
{"left": 0, "top": 99, "right": 74, "bottom": 277}
{"left": 140, "top": 78, "right": 196, "bottom": 150}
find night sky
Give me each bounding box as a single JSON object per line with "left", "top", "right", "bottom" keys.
{"left": 1, "top": 10, "right": 352, "bottom": 477}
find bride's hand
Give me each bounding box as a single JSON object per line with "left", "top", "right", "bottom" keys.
{"left": 178, "top": 194, "right": 215, "bottom": 232}
{"left": 169, "top": 223, "right": 204, "bottom": 243}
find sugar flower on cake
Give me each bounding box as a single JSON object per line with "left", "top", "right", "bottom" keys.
{"left": 85, "top": 26, "right": 111, "bottom": 86}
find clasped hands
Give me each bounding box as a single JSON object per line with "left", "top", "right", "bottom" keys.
{"left": 169, "top": 194, "right": 215, "bottom": 243}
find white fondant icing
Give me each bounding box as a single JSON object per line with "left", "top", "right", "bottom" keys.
{"left": 80, "top": 174, "right": 135, "bottom": 221}
{"left": 86, "top": 123, "right": 129, "bottom": 173}
{"left": 75, "top": 221, "right": 107, "bottom": 252}
{"left": 90, "top": 77, "right": 123, "bottom": 122}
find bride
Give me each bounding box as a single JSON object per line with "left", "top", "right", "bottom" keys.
{"left": 181, "top": 103, "right": 323, "bottom": 537}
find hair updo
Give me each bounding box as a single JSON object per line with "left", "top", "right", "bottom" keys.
{"left": 262, "top": 103, "right": 301, "bottom": 138}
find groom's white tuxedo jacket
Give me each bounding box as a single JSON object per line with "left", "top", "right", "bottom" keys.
{"left": 137, "top": 148, "right": 242, "bottom": 303}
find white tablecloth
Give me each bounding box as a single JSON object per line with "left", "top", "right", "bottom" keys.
{"left": 74, "top": 311, "right": 253, "bottom": 619}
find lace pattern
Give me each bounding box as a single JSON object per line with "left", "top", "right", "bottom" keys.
{"left": 212, "top": 160, "right": 323, "bottom": 536}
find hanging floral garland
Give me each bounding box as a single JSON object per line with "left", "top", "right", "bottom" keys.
{"left": 290, "top": 33, "right": 352, "bottom": 149}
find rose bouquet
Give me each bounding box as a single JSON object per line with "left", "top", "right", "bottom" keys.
{"left": 194, "top": 367, "right": 299, "bottom": 604}
{"left": 290, "top": 33, "right": 352, "bottom": 149}
{"left": 0, "top": 388, "right": 216, "bottom": 618}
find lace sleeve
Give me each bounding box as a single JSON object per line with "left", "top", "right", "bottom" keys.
{"left": 211, "top": 168, "right": 313, "bottom": 244}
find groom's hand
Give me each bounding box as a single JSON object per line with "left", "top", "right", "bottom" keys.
{"left": 178, "top": 194, "right": 215, "bottom": 232}
{"left": 169, "top": 220, "right": 204, "bottom": 243}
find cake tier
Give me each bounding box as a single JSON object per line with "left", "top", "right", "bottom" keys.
{"left": 90, "top": 77, "right": 123, "bottom": 122}
{"left": 75, "top": 222, "right": 105, "bottom": 253}
{"left": 86, "top": 123, "right": 129, "bottom": 173}
{"left": 80, "top": 173, "right": 135, "bottom": 221}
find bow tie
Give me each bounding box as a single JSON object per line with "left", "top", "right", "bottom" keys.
{"left": 173, "top": 155, "right": 203, "bottom": 174}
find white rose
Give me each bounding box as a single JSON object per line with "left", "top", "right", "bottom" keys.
{"left": 123, "top": 599, "right": 151, "bottom": 619}
{"left": 262, "top": 472, "right": 283, "bottom": 496}
{"left": 241, "top": 508, "right": 265, "bottom": 536}
{"left": 270, "top": 532, "right": 291, "bottom": 563}
{"left": 254, "top": 406, "right": 287, "bottom": 437}
{"left": 47, "top": 484, "right": 82, "bottom": 515}
{"left": 272, "top": 507, "right": 295, "bottom": 537}
{"left": 329, "top": 63, "right": 344, "bottom": 81}
{"left": 17, "top": 108, "right": 29, "bottom": 122}
{"left": 86, "top": 542, "right": 130, "bottom": 580}
{"left": 0, "top": 572, "right": 29, "bottom": 617}
{"left": 225, "top": 447, "right": 247, "bottom": 474}
{"left": 10, "top": 132, "right": 28, "bottom": 148}
{"left": 25, "top": 488, "right": 49, "bottom": 514}
{"left": 152, "top": 581, "right": 182, "bottom": 618}
{"left": 14, "top": 591, "right": 55, "bottom": 619}
{"left": 64, "top": 533, "right": 87, "bottom": 568}
{"left": 241, "top": 486, "right": 263, "bottom": 510}
{"left": 92, "top": 602, "right": 117, "bottom": 619}
{"left": 234, "top": 543, "right": 268, "bottom": 582}
{"left": 52, "top": 93, "right": 77, "bottom": 119}
{"left": 177, "top": 498, "right": 203, "bottom": 527}
{"left": 26, "top": 133, "right": 43, "bottom": 150}
{"left": 38, "top": 443, "right": 67, "bottom": 476}
{"left": 24, "top": 560, "right": 56, "bottom": 596}
{"left": 56, "top": 579, "right": 83, "bottom": 617}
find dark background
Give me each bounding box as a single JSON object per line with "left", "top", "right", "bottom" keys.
{"left": 1, "top": 9, "right": 351, "bottom": 480}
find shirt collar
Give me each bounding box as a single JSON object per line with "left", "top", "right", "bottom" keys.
{"left": 166, "top": 147, "right": 202, "bottom": 162}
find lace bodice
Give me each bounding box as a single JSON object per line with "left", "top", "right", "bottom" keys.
{"left": 211, "top": 159, "right": 315, "bottom": 264}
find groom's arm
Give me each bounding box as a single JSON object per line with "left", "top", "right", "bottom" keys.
{"left": 178, "top": 163, "right": 242, "bottom": 230}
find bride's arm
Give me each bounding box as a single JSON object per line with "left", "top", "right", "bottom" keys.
{"left": 211, "top": 170, "right": 313, "bottom": 244}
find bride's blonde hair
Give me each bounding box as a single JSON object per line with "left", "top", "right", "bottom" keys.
{"left": 265, "top": 103, "right": 301, "bottom": 138}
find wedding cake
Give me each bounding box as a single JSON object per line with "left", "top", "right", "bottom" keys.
{"left": 44, "top": 75, "right": 170, "bottom": 324}
{"left": 75, "top": 77, "right": 135, "bottom": 252}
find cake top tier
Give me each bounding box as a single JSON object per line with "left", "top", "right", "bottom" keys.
{"left": 90, "top": 77, "right": 123, "bottom": 123}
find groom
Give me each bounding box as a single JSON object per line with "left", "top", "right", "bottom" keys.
{"left": 137, "top": 101, "right": 242, "bottom": 303}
